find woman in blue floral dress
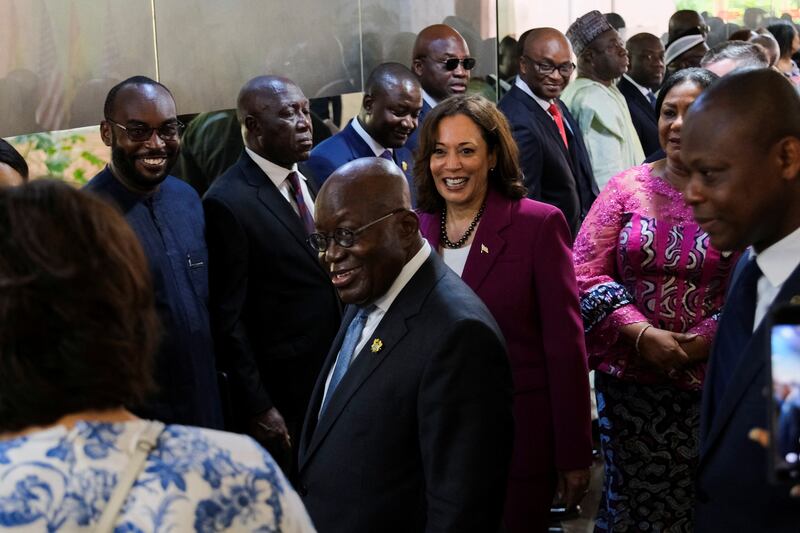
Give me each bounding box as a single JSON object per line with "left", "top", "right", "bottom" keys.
{"left": 0, "top": 181, "right": 315, "bottom": 532}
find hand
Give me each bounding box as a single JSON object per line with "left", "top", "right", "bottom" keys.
{"left": 248, "top": 407, "right": 291, "bottom": 453}
{"left": 748, "top": 428, "right": 800, "bottom": 498}
{"left": 556, "top": 468, "right": 591, "bottom": 509}
{"left": 679, "top": 335, "right": 710, "bottom": 364}
{"left": 636, "top": 327, "right": 696, "bottom": 373}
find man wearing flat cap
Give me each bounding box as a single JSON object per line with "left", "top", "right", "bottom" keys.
{"left": 561, "top": 10, "right": 644, "bottom": 189}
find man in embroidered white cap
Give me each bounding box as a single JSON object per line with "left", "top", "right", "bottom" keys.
{"left": 561, "top": 10, "right": 644, "bottom": 189}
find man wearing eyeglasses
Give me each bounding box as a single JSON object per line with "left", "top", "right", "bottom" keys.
{"left": 202, "top": 75, "right": 341, "bottom": 476}
{"left": 297, "top": 157, "right": 513, "bottom": 533}
{"left": 498, "top": 27, "right": 599, "bottom": 237}
{"left": 85, "top": 76, "right": 223, "bottom": 430}
{"left": 561, "top": 10, "right": 645, "bottom": 190}
{"left": 406, "top": 24, "right": 474, "bottom": 152}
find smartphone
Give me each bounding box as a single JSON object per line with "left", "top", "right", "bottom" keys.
{"left": 768, "top": 304, "right": 800, "bottom": 483}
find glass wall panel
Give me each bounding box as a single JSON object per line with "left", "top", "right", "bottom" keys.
{"left": 0, "top": 0, "right": 156, "bottom": 137}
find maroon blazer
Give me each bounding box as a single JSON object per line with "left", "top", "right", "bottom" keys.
{"left": 419, "top": 187, "right": 592, "bottom": 476}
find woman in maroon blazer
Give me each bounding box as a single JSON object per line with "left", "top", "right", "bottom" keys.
{"left": 414, "top": 94, "right": 593, "bottom": 533}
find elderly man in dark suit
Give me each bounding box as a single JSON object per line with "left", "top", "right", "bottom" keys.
{"left": 297, "top": 158, "right": 513, "bottom": 533}
{"left": 682, "top": 68, "right": 800, "bottom": 532}
{"left": 618, "top": 33, "right": 664, "bottom": 159}
{"left": 203, "top": 76, "right": 341, "bottom": 472}
{"left": 406, "top": 24, "right": 474, "bottom": 152}
{"left": 306, "top": 62, "right": 422, "bottom": 198}
{"left": 498, "top": 27, "right": 599, "bottom": 236}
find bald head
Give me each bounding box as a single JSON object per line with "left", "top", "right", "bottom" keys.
{"left": 518, "top": 28, "right": 573, "bottom": 99}
{"left": 682, "top": 68, "right": 800, "bottom": 252}
{"left": 315, "top": 158, "right": 421, "bottom": 305}
{"left": 236, "top": 75, "right": 312, "bottom": 167}
{"left": 669, "top": 10, "right": 706, "bottom": 43}
{"left": 320, "top": 158, "right": 412, "bottom": 215}
{"left": 626, "top": 33, "right": 665, "bottom": 89}
{"left": 412, "top": 24, "right": 471, "bottom": 101}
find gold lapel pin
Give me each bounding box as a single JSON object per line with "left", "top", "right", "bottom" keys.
{"left": 480, "top": 244, "right": 489, "bottom": 254}
{"left": 401, "top": 161, "right": 408, "bottom": 172}
{"left": 371, "top": 338, "right": 383, "bottom": 353}
{"left": 790, "top": 295, "right": 800, "bottom": 305}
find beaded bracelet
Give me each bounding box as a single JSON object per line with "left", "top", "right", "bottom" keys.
{"left": 635, "top": 324, "right": 653, "bottom": 356}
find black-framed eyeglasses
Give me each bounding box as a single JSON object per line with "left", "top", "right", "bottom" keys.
{"left": 522, "top": 56, "right": 576, "bottom": 77}
{"left": 427, "top": 56, "right": 477, "bottom": 71}
{"left": 105, "top": 118, "right": 184, "bottom": 142}
{"left": 307, "top": 208, "right": 406, "bottom": 252}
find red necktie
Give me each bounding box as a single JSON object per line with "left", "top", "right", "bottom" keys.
{"left": 286, "top": 171, "right": 315, "bottom": 235}
{"left": 548, "top": 102, "right": 569, "bottom": 149}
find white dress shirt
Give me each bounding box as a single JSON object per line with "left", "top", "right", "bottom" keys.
{"left": 441, "top": 244, "right": 471, "bottom": 277}
{"left": 514, "top": 76, "right": 573, "bottom": 135}
{"left": 245, "top": 147, "right": 315, "bottom": 218}
{"left": 622, "top": 73, "right": 653, "bottom": 99}
{"left": 753, "top": 225, "right": 800, "bottom": 329}
{"left": 319, "top": 241, "right": 432, "bottom": 414}
{"left": 422, "top": 89, "right": 439, "bottom": 109}
{"left": 350, "top": 116, "right": 392, "bottom": 158}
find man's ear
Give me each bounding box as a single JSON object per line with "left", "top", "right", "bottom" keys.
{"left": 412, "top": 59, "right": 424, "bottom": 77}
{"left": 243, "top": 114, "right": 258, "bottom": 135}
{"left": 363, "top": 93, "right": 374, "bottom": 115}
{"left": 778, "top": 136, "right": 800, "bottom": 182}
{"left": 398, "top": 208, "right": 420, "bottom": 241}
{"left": 100, "top": 121, "right": 113, "bottom": 147}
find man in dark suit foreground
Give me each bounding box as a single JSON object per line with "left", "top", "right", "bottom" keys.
{"left": 498, "top": 27, "right": 598, "bottom": 236}
{"left": 298, "top": 158, "right": 513, "bottom": 533}
{"left": 203, "top": 76, "right": 341, "bottom": 472}
{"left": 618, "top": 33, "right": 664, "bottom": 159}
{"left": 682, "top": 68, "right": 800, "bottom": 532}
{"left": 306, "top": 62, "right": 422, "bottom": 196}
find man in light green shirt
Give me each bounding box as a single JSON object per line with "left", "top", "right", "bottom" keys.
{"left": 562, "top": 10, "right": 645, "bottom": 189}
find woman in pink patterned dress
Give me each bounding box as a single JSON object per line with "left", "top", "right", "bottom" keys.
{"left": 574, "top": 68, "right": 738, "bottom": 532}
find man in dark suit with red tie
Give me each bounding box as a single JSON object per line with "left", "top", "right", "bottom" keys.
{"left": 203, "top": 76, "right": 341, "bottom": 473}
{"left": 618, "top": 33, "right": 664, "bottom": 159}
{"left": 498, "top": 27, "right": 599, "bottom": 237}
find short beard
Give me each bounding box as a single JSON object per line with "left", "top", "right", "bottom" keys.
{"left": 110, "top": 133, "right": 176, "bottom": 192}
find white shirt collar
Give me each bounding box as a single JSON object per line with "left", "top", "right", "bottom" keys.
{"left": 372, "top": 239, "right": 431, "bottom": 313}
{"left": 623, "top": 73, "right": 653, "bottom": 98}
{"left": 515, "top": 75, "right": 553, "bottom": 112}
{"left": 421, "top": 89, "right": 439, "bottom": 109}
{"left": 244, "top": 147, "right": 305, "bottom": 188}
{"left": 350, "top": 117, "right": 389, "bottom": 158}
{"left": 753, "top": 225, "right": 800, "bottom": 288}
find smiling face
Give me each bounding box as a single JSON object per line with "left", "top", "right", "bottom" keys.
{"left": 246, "top": 81, "right": 313, "bottom": 168}
{"left": 413, "top": 35, "right": 471, "bottom": 101}
{"left": 363, "top": 78, "right": 423, "bottom": 149}
{"left": 101, "top": 83, "right": 180, "bottom": 193}
{"left": 658, "top": 81, "right": 702, "bottom": 163}
{"left": 314, "top": 163, "right": 415, "bottom": 305}
{"left": 520, "top": 31, "right": 573, "bottom": 100}
{"left": 682, "top": 102, "right": 799, "bottom": 252}
{"left": 429, "top": 113, "right": 496, "bottom": 211}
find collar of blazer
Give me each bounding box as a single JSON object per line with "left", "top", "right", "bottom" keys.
{"left": 699, "top": 262, "right": 800, "bottom": 466}
{"left": 239, "top": 151, "right": 323, "bottom": 268}
{"left": 297, "top": 253, "right": 447, "bottom": 469}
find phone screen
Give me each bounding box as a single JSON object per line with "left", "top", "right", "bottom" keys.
{"left": 770, "top": 312, "right": 800, "bottom": 483}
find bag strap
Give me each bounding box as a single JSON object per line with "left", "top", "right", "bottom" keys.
{"left": 95, "top": 420, "right": 165, "bottom": 533}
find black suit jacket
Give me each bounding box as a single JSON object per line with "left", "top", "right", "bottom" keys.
{"left": 695, "top": 259, "right": 800, "bottom": 531}
{"left": 617, "top": 77, "right": 660, "bottom": 160}
{"left": 498, "top": 85, "right": 598, "bottom": 237}
{"left": 297, "top": 251, "right": 514, "bottom": 533}
{"left": 202, "top": 152, "right": 341, "bottom": 433}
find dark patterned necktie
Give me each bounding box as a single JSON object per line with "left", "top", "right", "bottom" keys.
{"left": 286, "top": 171, "right": 315, "bottom": 235}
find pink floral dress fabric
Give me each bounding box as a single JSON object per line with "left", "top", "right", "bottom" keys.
{"left": 574, "top": 165, "right": 739, "bottom": 390}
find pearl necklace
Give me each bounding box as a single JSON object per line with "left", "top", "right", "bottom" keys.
{"left": 440, "top": 202, "right": 486, "bottom": 249}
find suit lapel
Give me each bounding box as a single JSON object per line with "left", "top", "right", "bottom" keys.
{"left": 342, "top": 121, "right": 374, "bottom": 160}
{"left": 514, "top": 87, "right": 570, "bottom": 160}
{"left": 239, "top": 153, "right": 320, "bottom": 265}
{"left": 461, "top": 189, "right": 510, "bottom": 291}
{"left": 298, "top": 255, "right": 442, "bottom": 470}
{"left": 701, "top": 264, "right": 800, "bottom": 461}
